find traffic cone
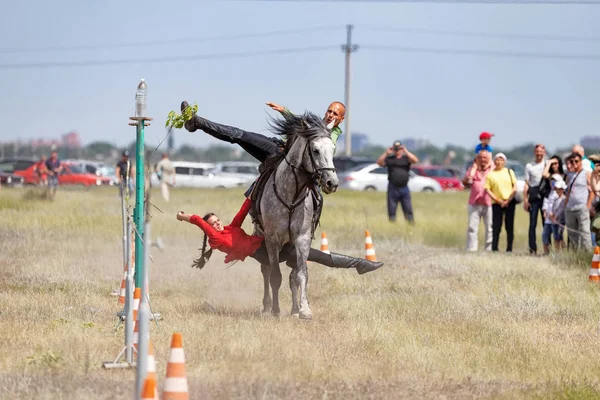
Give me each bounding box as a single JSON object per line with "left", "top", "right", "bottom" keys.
{"left": 320, "top": 232, "right": 330, "bottom": 254}
{"left": 147, "top": 339, "right": 157, "bottom": 382}
{"left": 364, "top": 230, "right": 377, "bottom": 262}
{"left": 589, "top": 246, "right": 600, "bottom": 282}
{"left": 133, "top": 287, "right": 141, "bottom": 321}
{"left": 162, "top": 332, "right": 189, "bottom": 400}
{"left": 141, "top": 375, "right": 158, "bottom": 400}
{"left": 132, "top": 312, "right": 148, "bottom": 354}
{"left": 117, "top": 271, "right": 127, "bottom": 305}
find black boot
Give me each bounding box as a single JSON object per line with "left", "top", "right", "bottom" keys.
{"left": 181, "top": 101, "right": 198, "bottom": 132}
{"left": 307, "top": 248, "right": 383, "bottom": 275}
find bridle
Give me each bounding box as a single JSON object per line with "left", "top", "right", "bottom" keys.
{"left": 272, "top": 135, "right": 336, "bottom": 240}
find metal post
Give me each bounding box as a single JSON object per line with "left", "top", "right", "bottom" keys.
{"left": 134, "top": 119, "right": 145, "bottom": 290}
{"left": 134, "top": 301, "right": 150, "bottom": 398}
{"left": 125, "top": 217, "right": 134, "bottom": 364}
{"left": 341, "top": 24, "right": 358, "bottom": 156}
{"left": 102, "top": 210, "right": 136, "bottom": 369}
{"left": 135, "top": 222, "right": 151, "bottom": 399}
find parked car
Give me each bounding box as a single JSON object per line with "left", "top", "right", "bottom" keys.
{"left": 0, "top": 171, "right": 25, "bottom": 187}
{"left": 0, "top": 157, "right": 39, "bottom": 185}
{"left": 65, "top": 159, "right": 119, "bottom": 185}
{"left": 332, "top": 156, "right": 377, "bottom": 173}
{"left": 209, "top": 161, "right": 259, "bottom": 183}
{"left": 150, "top": 161, "right": 248, "bottom": 189}
{"left": 59, "top": 162, "right": 114, "bottom": 186}
{"left": 411, "top": 165, "right": 465, "bottom": 191}
{"left": 338, "top": 163, "right": 443, "bottom": 192}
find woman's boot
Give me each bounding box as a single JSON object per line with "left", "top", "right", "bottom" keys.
{"left": 307, "top": 248, "right": 383, "bottom": 275}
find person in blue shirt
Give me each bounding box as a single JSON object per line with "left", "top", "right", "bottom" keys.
{"left": 475, "top": 132, "right": 494, "bottom": 154}
{"left": 468, "top": 132, "right": 494, "bottom": 182}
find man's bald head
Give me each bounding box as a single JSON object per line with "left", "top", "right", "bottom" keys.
{"left": 573, "top": 144, "right": 585, "bottom": 157}
{"left": 325, "top": 101, "right": 346, "bottom": 128}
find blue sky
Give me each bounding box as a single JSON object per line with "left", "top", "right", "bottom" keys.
{"left": 0, "top": 0, "right": 598, "bottom": 153}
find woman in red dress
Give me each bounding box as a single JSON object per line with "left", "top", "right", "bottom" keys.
{"left": 177, "top": 198, "right": 383, "bottom": 274}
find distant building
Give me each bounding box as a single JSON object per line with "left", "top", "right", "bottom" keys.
{"left": 62, "top": 132, "right": 81, "bottom": 149}
{"left": 401, "top": 138, "right": 431, "bottom": 151}
{"left": 580, "top": 136, "right": 600, "bottom": 151}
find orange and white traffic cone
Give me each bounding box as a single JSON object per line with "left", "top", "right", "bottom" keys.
{"left": 320, "top": 232, "right": 330, "bottom": 254}
{"left": 147, "top": 339, "right": 157, "bottom": 382}
{"left": 133, "top": 287, "right": 141, "bottom": 321}
{"left": 364, "top": 230, "right": 377, "bottom": 262}
{"left": 117, "top": 271, "right": 127, "bottom": 305}
{"left": 589, "top": 246, "right": 600, "bottom": 282}
{"left": 132, "top": 314, "right": 148, "bottom": 355}
{"left": 162, "top": 332, "right": 189, "bottom": 400}
{"left": 141, "top": 375, "right": 158, "bottom": 400}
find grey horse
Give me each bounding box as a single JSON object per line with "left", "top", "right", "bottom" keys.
{"left": 253, "top": 111, "right": 338, "bottom": 320}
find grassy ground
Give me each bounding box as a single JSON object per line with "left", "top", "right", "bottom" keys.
{"left": 0, "top": 185, "right": 599, "bottom": 399}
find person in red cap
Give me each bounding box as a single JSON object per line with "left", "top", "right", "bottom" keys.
{"left": 467, "top": 132, "right": 495, "bottom": 182}
{"left": 476, "top": 132, "right": 494, "bottom": 154}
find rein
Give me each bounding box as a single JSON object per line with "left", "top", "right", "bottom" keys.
{"left": 272, "top": 137, "right": 335, "bottom": 240}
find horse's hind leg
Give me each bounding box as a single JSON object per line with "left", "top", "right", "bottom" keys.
{"left": 261, "top": 263, "right": 272, "bottom": 314}
{"left": 270, "top": 264, "right": 282, "bottom": 315}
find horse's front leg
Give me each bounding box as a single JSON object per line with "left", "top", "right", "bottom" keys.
{"left": 264, "top": 238, "right": 282, "bottom": 315}
{"left": 260, "top": 263, "right": 272, "bottom": 314}
{"left": 295, "top": 235, "right": 312, "bottom": 320}
{"left": 270, "top": 263, "right": 282, "bottom": 315}
{"left": 289, "top": 268, "right": 299, "bottom": 317}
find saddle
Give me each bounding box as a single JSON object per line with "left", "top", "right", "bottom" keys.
{"left": 248, "top": 154, "right": 323, "bottom": 240}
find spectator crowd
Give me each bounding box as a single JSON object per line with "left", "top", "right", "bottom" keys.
{"left": 462, "top": 140, "right": 600, "bottom": 254}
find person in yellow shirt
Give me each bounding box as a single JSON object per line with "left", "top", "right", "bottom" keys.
{"left": 484, "top": 153, "right": 518, "bottom": 252}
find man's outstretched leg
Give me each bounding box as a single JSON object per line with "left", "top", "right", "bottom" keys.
{"left": 181, "top": 101, "right": 281, "bottom": 163}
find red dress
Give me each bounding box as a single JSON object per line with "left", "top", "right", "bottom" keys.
{"left": 189, "top": 198, "right": 264, "bottom": 263}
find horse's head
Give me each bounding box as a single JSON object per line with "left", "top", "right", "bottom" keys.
{"left": 270, "top": 111, "right": 339, "bottom": 194}
{"left": 295, "top": 113, "right": 338, "bottom": 194}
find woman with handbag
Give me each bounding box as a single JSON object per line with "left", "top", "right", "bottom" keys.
{"left": 484, "top": 153, "right": 518, "bottom": 252}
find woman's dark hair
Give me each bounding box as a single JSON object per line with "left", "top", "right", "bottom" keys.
{"left": 192, "top": 213, "right": 216, "bottom": 269}
{"left": 549, "top": 154, "right": 565, "bottom": 178}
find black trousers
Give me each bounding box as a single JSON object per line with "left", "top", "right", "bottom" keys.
{"left": 528, "top": 197, "right": 544, "bottom": 253}
{"left": 191, "top": 115, "right": 281, "bottom": 163}
{"left": 492, "top": 201, "right": 516, "bottom": 252}
{"left": 251, "top": 243, "right": 342, "bottom": 268}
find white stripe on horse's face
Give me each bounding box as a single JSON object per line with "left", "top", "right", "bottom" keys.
{"left": 326, "top": 119, "right": 336, "bottom": 130}
{"left": 311, "top": 136, "right": 338, "bottom": 194}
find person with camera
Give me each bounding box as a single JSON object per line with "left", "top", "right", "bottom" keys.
{"left": 376, "top": 140, "right": 419, "bottom": 224}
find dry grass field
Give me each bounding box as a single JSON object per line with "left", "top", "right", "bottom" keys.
{"left": 1, "top": 185, "right": 600, "bottom": 399}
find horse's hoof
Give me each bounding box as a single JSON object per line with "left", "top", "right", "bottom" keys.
{"left": 299, "top": 310, "right": 313, "bottom": 320}
{"left": 291, "top": 313, "right": 300, "bottom": 318}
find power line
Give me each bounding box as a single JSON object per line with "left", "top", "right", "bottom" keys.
{"left": 362, "top": 44, "right": 600, "bottom": 59}
{"left": 0, "top": 26, "right": 341, "bottom": 55}
{"left": 0, "top": 45, "right": 339, "bottom": 70}
{"left": 245, "top": 0, "right": 600, "bottom": 3}
{"left": 357, "top": 24, "right": 600, "bottom": 42}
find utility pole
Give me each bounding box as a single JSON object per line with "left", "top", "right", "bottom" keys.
{"left": 342, "top": 24, "right": 358, "bottom": 156}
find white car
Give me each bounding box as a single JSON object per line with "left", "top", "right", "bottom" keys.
{"left": 338, "top": 163, "right": 443, "bottom": 192}
{"left": 209, "top": 161, "right": 259, "bottom": 184}
{"left": 150, "top": 161, "right": 248, "bottom": 189}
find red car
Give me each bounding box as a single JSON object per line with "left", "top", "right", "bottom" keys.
{"left": 412, "top": 165, "right": 465, "bottom": 191}
{"left": 1, "top": 158, "right": 113, "bottom": 187}
{"left": 58, "top": 162, "right": 114, "bottom": 186}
